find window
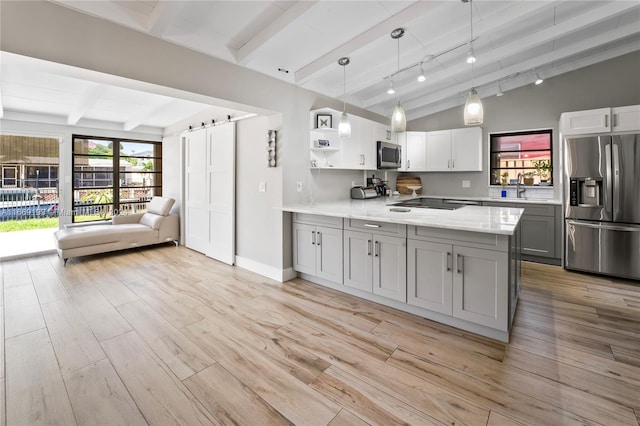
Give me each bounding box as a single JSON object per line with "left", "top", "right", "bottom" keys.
{"left": 72, "top": 135, "right": 162, "bottom": 222}
{"left": 489, "top": 129, "right": 553, "bottom": 186}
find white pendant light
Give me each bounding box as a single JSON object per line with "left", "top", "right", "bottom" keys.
{"left": 338, "top": 57, "right": 351, "bottom": 138}
{"left": 390, "top": 28, "right": 406, "bottom": 132}
{"left": 464, "top": 0, "right": 483, "bottom": 125}
{"left": 464, "top": 88, "right": 483, "bottom": 125}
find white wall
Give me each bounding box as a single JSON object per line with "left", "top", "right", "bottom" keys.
{"left": 406, "top": 51, "right": 640, "bottom": 199}
{"left": 0, "top": 118, "right": 161, "bottom": 227}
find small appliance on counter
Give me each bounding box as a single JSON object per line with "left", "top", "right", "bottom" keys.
{"left": 367, "top": 175, "right": 390, "bottom": 197}
{"left": 350, "top": 186, "right": 378, "bottom": 199}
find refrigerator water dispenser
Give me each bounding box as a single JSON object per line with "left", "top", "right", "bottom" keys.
{"left": 570, "top": 178, "right": 602, "bottom": 207}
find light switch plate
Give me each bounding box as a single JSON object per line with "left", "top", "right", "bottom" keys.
{"left": 259, "top": 182, "right": 266, "bottom": 192}
{"left": 296, "top": 181, "right": 303, "bottom": 192}
{"left": 462, "top": 180, "right": 471, "bottom": 188}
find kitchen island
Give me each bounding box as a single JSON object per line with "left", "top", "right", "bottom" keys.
{"left": 284, "top": 198, "right": 524, "bottom": 342}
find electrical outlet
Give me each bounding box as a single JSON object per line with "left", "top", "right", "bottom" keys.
{"left": 296, "top": 181, "right": 303, "bottom": 192}
{"left": 259, "top": 182, "right": 266, "bottom": 192}
{"left": 462, "top": 180, "right": 471, "bottom": 188}
{"left": 351, "top": 181, "right": 356, "bottom": 187}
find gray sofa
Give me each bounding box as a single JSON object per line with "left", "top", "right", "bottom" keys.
{"left": 54, "top": 196, "right": 179, "bottom": 264}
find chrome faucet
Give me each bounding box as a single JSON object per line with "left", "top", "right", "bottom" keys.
{"left": 516, "top": 173, "right": 526, "bottom": 199}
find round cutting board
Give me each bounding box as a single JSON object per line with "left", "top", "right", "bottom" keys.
{"left": 396, "top": 176, "right": 422, "bottom": 195}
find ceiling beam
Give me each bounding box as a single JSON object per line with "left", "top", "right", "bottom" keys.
{"left": 123, "top": 99, "right": 175, "bottom": 131}
{"left": 363, "top": 1, "right": 639, "bottom": 109}
{"left": 50, "top": 0, "right": 148, "bottom": 31}
{"left": 399, "top": 22, "right": 639, "bottom": 119}
{"left": 67, "top": 84, "right": 107, "bottom": 125}
{"left": 294, "top": 1, "right": 445, "bottom": 85}
{"left": 236, "top": 1, "right": 320, "bottom": 65}
{"left": 146, "top": 1, "right": 186, "bottom": 37}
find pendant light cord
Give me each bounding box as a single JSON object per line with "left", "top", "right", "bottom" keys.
{"left": 470, "top": 0, "right": 475, "bottom": 88}
{"left": 343, "top": 63, "right": 347, "bottom": 112}
{"left": 397, "top": 36, "right": 401, "bottom": 102}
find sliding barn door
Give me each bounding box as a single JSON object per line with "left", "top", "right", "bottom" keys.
{"left": 183, "top": 123, "right": 236, "bottom": 265}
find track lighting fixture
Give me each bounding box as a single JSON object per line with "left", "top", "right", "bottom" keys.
{"left": 417, "top": 65, "right": 426, "bottom": 82}
{"left": 387, "top": 80, "right": 396, "bottom": 95}
{"left": 338, "top": 57, "right": 351, "bottom": 138}
{"left": 496, "top": 84, "right": 504, "bottom": 97}
{"left": 535, "top": 71, "right": 544, "bottom": 85}
{"left": 466, "top": 44, "right": 476, "bottom": 64}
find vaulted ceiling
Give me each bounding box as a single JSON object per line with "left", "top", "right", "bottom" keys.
{"left": 2, "top": 1, "right": 640, "bottom": 128}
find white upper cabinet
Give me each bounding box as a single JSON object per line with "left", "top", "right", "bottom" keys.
{"left": 425, "top": 127, "right": 482, "bottom": 172}
{"left": 425, "top": 130, "right": 451, "bottom": 172}
{"left": 561, "top": 105, "right": 640, "bottom": 136}
{"left": 612, "top": 105, "right": 640, "bottom": 132}
{"left": 451, "top": 127, "right": 483, "bottom": 171}
{"left": 405, "top": 131, "right": 428, "bottom": 172}
{"left": 341, "top": 115, "right": 376, "bottom": 169}
{"left": 561, "top": 108, "right": 611, "bottom": 135}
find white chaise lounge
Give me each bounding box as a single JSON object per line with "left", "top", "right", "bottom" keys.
{"left": 54, "top": 196, "right": 179, "bottom": 264}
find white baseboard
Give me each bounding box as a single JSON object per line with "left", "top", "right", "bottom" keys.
{"left": 235, "top": 256, "right": 297, "bottom": 283}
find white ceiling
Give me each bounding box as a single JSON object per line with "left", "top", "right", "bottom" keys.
{"left": 2, "top": 1, "right": 640, "bottom": 128}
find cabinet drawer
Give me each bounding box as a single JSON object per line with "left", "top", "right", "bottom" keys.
{"left": 345, "top": 219, "right": 407, "bottom": 237}
{"left": 293, "top": 213, "right": 343, "bottom": 229}
{"left": 408, "top": 225, "right": 508, "bottom": 252}
{"left": 520, "top": 204, "right": 555, "bottom": 217}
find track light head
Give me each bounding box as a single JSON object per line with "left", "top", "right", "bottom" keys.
{"left": 387, "top": 80, "right": 396, "bottom": 95}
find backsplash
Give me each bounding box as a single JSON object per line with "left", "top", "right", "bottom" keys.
{"left": 488, "top": 186, "right": 557, "bottom": 200}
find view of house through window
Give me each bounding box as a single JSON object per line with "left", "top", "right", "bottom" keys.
{"left": 0, "top": 135, "right": 60, "bottom": 232}
{"left": 72, "top": 135, "right": 162, "bottom": 223}
{"left": 489, "top": 129, "right": 553, "bottom": 187}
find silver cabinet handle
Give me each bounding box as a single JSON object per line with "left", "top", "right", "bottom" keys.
{"left": 317, "top": 231, "right": 322, "bottom": 246}
{"left": 311, "top": 231, "right": 316, "bottom": 245}
{"left": 446, "top": 252, "right": 452, "bottom": 271}
{"left": 374, "top": 241, "right": 379, "bottom": 257}
{"left": 364, "top": 223, "right": 381, "bottom": 228}
{"left": 367, "top": 239, "right": 372, "bottom": 256}
{"left": 613, "top": 113, "right": 618, "bottom": 128}
{"left": 605, "top": 114, "right": 609, "bottom": 128}
{"left": 407, "top": 159, "right": 410, "bottom": 169}
{"left": 457, "top": 254, "right": 463, "bottom": 273}
{"left": 362, "top": 155, "right": 365, "bottom": 165}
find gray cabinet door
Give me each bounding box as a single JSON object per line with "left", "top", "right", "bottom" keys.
{"left": 316, "top": 225, "right": 343, "bottom": 284}
{"left": 407, "top": 239, "right": 453, "bottom": 314}
{"left": 521, "top": 215, "right": 555, "bottom": 258}
{"left": 452, "top": 246, "right": 508, "bottom": 331}
{"left": 343, "top": 230, "right": 373, "bottom": 292}
{"left": 292, "top": 223, "right": 316, "bottom": 275}
{"left": 373, "top": 235, "right": 407, "bottom": 302}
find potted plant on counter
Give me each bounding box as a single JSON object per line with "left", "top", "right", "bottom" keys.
{"left": 533, "top": 159, "right": 552, "bottom": 185}
{"left": 522, "top": 172, "right": 535, "bottom": 186}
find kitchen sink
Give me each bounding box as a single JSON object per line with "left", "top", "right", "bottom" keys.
{"left": 389, "top": 199, "right": 466, "bottom": 210}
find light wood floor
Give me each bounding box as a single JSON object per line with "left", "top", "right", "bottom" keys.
{"left": 1, "top": 245, "right": 639, "bottom": 426}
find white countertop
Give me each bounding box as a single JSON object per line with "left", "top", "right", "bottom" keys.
{"left": 283, "top": 198, "right": 524, "bottom": 235}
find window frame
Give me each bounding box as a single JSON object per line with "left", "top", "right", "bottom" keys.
{"left": 488, "top": 128, "right": 553, "bottom": 187}
{"left": 71, "top": 135, "right": 162, "bottom": 223}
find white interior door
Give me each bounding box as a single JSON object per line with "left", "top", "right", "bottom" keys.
{"left": 184, "top": 128, "right": 209, "bottom": 254}
{"left": 183, "top": 123, "right": 236, "bottom": 265}
{"left": 207, "top": 122, "right": 236, "bottom": 265}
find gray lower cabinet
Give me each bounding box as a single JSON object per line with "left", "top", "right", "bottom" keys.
{"left": 520, "top": 214, "right": 555, "bottom": 257}
{"left": 293, "top": 222, "right": 343, "bottom": 284}
{"left": 452, "top": 245, "right": 508, "bottom": 330}
{"left": 407, "top": 239, "right": 452, "bottom": 314}
{"left": 344, "top": 229, "right": 407, "bottom": 302}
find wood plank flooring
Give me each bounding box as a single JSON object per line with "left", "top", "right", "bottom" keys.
{"left": 1, "top": 246, "right": 639, "bottom": 425}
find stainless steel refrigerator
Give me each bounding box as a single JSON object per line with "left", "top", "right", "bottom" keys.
{"left": 564, "top": 133, "right": 640, "bottom": 280}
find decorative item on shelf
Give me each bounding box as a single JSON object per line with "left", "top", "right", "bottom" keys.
{"left": 463, "top": 0, "right": 483, "bottom": 125}
{"left": 316, "top": 114, "right": 332, "bottom": 129}
{"left": 522, "top": 172, "right": 535, "bottom": 186}
{"left": 390, "top": 28, "right": 407, "bottom": 133}
{"left": 338, "top": 57, "right": 351, "bottom": 138}
{"left": 314, "top": 139, "right": 330, "bottom": 148}
{"left": 533, "top": 159, "right": 552, "bottom": 185}
{"left": 267, "top": 130, "right": 277, "bottom": 167}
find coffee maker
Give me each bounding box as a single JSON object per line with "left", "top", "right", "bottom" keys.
{"left": 367, "top": 175, "right": 389, "bottom": 197}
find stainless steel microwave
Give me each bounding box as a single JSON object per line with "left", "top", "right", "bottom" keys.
{"left": 377, "top": 141, "right": 401, "bottom": 169}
